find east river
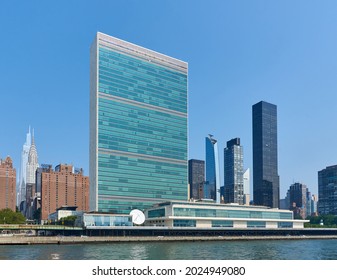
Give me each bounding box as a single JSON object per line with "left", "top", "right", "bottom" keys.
{"left": 1, "top": 239, "right": 337, "bottom": 260}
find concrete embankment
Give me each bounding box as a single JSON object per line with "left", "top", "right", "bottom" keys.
{"left": 1, "top": 235, "right": 337, "bottom": 245}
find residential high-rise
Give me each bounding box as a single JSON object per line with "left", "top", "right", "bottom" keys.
{"left": 318, "top": 165, "right": 337, "bottom": 215}
{"left": 17, "top": 127, "right": 32, "bottom": 209}
{"left": 0, "top": 157, "right": 16, "bottom": 211}
{"left": 89, "top": 32, "right": 188, "bottom": 214}
{"left": 188, "top": 159, "right": 205, "bottom": 200}
{"left": 224, "top": 138, "right": 244, "bottom": 204}
{"left": 252, "top": 101, "right": 280, "bottom": 208}
{"left": 205, "top": 135, "right": 221, "bottom": 203}
{"left": 40, "top": 164, "right": 89, "bottom": 221}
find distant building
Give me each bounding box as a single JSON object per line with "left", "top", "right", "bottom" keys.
{"left": 318, "top": 165, "right": 337, "bottom": 215}
{"left": 205, "top": 135, "right": 221, "bottom": 202}
{"left": 306, "top": 190, "right": 312, "bottom": 218}
{"left": 33, "top": 164, "right": 53, "bottom": 217}
{"left": 243, "top": 168, "right": 250, "bottom": 205}
{"left": 36, "top": 164, "right": 53, "bottom": 194}
{"left": 287, "top": 182, "right": 308, "bottom": 219}
{"left": 279, "top": 198, "right": 288, "bottom": 210}
{"left": 17, "top": 127, "right": 32, "bottom": 209}
{"left": 252, "top": 101, "right": 280, "bottom": 208}
{"left": 89, "top": 32, "right": 188, "bottom": 214}
{"left": 40, "top": 164, "right": 89, "bottom": 222}
{"left": 25, "top": 133, "right": 39, "bottom": 219}
{"left": 188, "top": 159, "right": 205, "bottom": 200}
{"left": 311, "top": 194, "right": 318, "bottom": 216}
{"left": 224, "top": 138, "right": 244, "bottom": 204}
{"left": 25, "top": 183, "right": 36, "bottom": 219}
{"left": 0, "top": 157, "right": 16, "bottom": 211}
{"left": 26, "top": 133, "right": 39, "bottom": 185}
{"left": 220, "top": 186, "right": 225, "bottom": 203}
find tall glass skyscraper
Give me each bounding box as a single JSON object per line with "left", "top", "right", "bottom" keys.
{"left": 90, "top": 32, "right": 188, "bottom": 214}
{"left": 224, "top": 138, "right": 244, "bottom": 204}
{"left": 17, "top": 127, "right": 32, "bottom": 210}
{"left": 252, "top": 101, "right": 279, "bottom": 208}
{"left": 318, "top": 165, "right": 337, "bottom": 215}
{"left": 205, "top": 135, "right": 221, "bottom": 203}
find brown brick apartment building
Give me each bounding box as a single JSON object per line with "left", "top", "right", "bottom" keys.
{"left": 0, "top": 156, "right": 16, "bottom": 211}
{"left": 40, "top": 164, "right": 89, "bottom": 221}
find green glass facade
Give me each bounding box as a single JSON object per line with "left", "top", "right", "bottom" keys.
{"left": 173, "top": 207, "right": 293, "bottom": 220}
{"left": 83, "top": 214, "right": 133, "bottom": 227}
{"left": 173, "top": 219, "right": 196, "bottom": 227}
{"left": 90, "top": 33, "right": 188, "bottom": 214}
{"left": 148, "top": 208, "right": 166, "bottom": 218}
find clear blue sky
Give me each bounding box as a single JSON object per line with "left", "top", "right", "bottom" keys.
{"left": 1, "top": 1, "right": 337, "bottom": 199}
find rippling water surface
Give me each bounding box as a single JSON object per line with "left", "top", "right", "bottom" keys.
{"left": 1, "top": 239, "right": 337, "bottom": 260}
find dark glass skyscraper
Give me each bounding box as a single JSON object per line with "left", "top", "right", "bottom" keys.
{"left": 252, "top": 101, "right": 279, "bottom": 208}
{"left": 318, "top": 165, "right": 337, "bottom": 215}
{"left": 188, "top": 159, "right": 205, "bottom": 200}
{"left": 205, "top": 135, "right": 220, "bottom": 203}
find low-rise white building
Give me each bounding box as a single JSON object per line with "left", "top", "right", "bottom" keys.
{"left": 82, "top": 212, "right": 133, "bottom": 228}
{"left": 48, "top": 206, "right": 83, "bottom": 224}
{"left": 144, "top": 201, "right": 308, "bottom": 229}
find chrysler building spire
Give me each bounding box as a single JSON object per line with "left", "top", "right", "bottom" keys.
{"left": 26, "top": 131, "right": 39, "bottom": 184}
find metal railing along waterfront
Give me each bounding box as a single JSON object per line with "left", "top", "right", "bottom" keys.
{"left": 0, "top": 224, "right": 82, "bottom": 230}
{"left": 2, "top": 224, "right": 337, "bottom": 238}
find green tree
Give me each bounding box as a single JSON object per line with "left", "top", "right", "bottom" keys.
{"left": 0, "top": 208, "right": 26, "bottom": 224}
{"left": 308, "top": 215, "right": 321, "bottom": 225}
{"left": 58, "top": 215, "right": 77, "bottom": 227}
{"left": 33, "top": 208, "right": 41, "bottom": 222}
{"left": 305, "top": 214, "right": 337, "bottom": 228}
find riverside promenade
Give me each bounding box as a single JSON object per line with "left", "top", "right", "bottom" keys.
{"left": 1, "top": 234, "right": 337, "bottom": 245}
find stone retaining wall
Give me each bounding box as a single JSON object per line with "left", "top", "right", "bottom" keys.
{"left": 1, "top": 235, "right": 337, "bottom": 245}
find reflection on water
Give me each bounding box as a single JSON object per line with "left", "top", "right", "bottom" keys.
{"left": 126, "top": 244, "right": 148, "bottom": 259}
{"left": 1, "top": 239, "right": 337, "bottom": 260}
{"left": 50, "top": 253, "right": 60, "bottom": 260}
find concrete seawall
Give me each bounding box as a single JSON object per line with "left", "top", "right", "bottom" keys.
{"left": 1, "top": 235, "right": 337, "bottom": 245}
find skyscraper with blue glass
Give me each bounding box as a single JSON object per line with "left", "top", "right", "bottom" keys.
{"left": 90, "top": 32, "right": 188, "bottom": 214}
{"left": 205, "top": 135, "right": 221, "bottom": 203}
